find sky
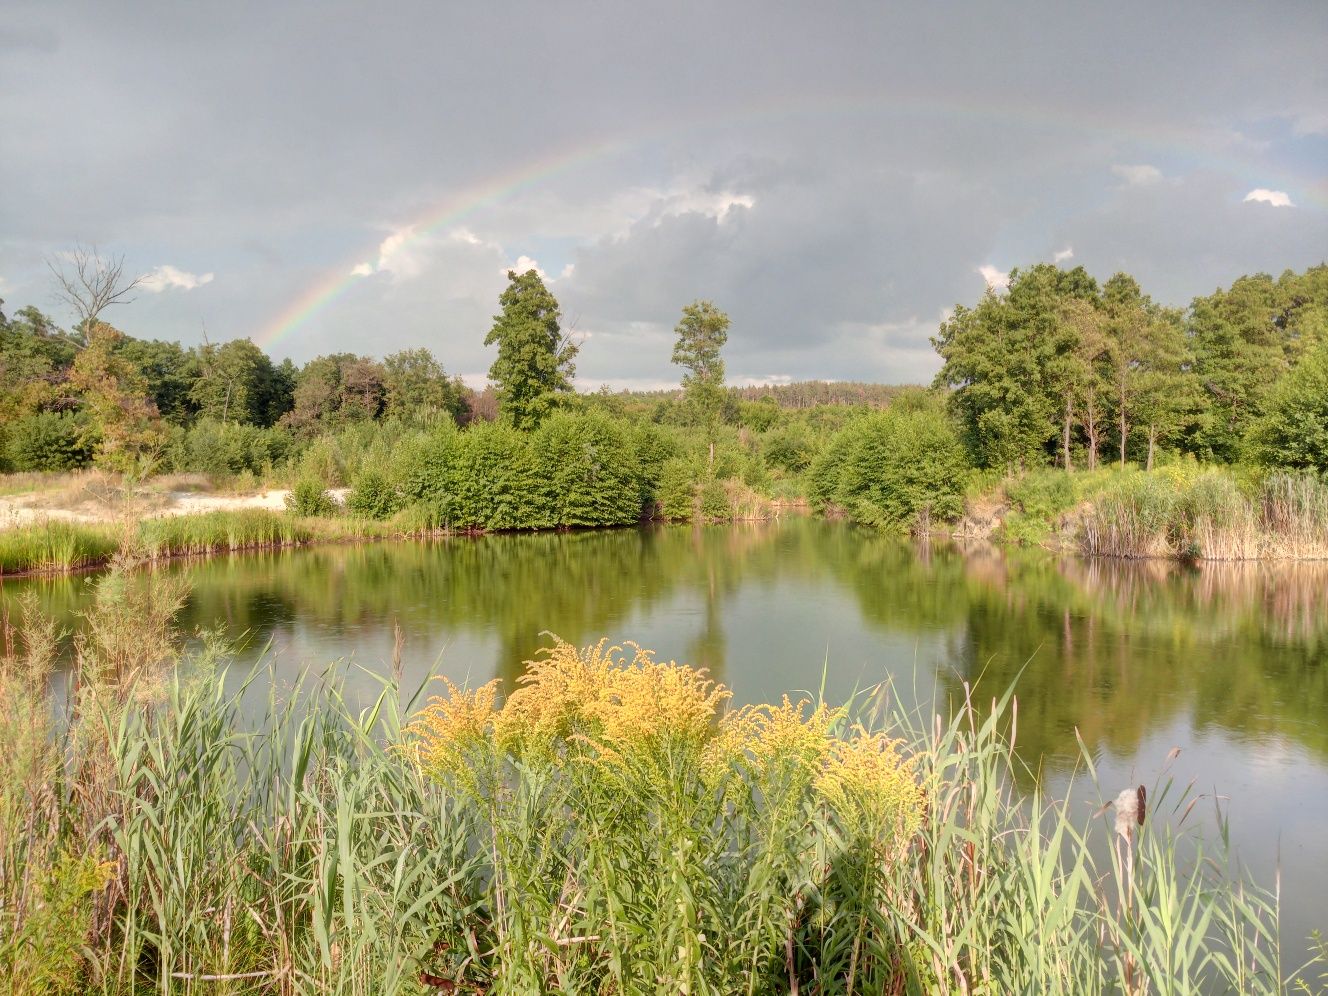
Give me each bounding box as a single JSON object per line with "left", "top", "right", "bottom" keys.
{"left": 1, "top": 0, "right": 1325, "bottom": 389}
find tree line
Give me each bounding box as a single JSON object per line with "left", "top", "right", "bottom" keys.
{"left": 933, "top": 263, "right": 1328, "bottom": 473}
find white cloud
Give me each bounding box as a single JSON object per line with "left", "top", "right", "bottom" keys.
{"left": 729, "top": 373, "right": 794, "bottom": 388}
{"left": 657, "top": 189, "right": 754, "bottom": 224}
{"left": 1243, "top": 188, "right": 1294, "bottom": 208}
{"left": 977, "top": 264, "right": 1009, "bottom": 291}
{"left": 1053, "top": 246, "right": 1074, "bottom": 263}
{"left": 351, "top": 224, "right": 444, "bottom": 281}
{"left": 504, "top": 254, "right": 546, "bottom": 279}
{"left": 1111, "top": 164, "right": 1163, "bottom": 186}
{"left": 140, "top": 264, "right": 214, "bottom": 293}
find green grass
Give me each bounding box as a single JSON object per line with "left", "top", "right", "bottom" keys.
{"left": 0, "top": 519, "right": 120, "bottom": 574}
{"left": 0, "top": 510, "right": 406, "bottom": 576}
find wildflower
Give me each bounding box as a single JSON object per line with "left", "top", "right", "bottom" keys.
{"left": 816, "top": 730, "right": 924, "bottom": 854}
{"left": 406, "top": 677, "right": 500, "bottom": 783}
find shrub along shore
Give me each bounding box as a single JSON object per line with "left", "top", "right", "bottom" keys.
{"left": 2, "top": 567, "right": 1319, "bottom": 994}
{"left": 6, "top": 454, "right": 1328, "bottom": 578}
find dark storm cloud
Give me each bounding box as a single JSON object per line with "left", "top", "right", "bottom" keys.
{"left": 1, "top": 0, "right": 1324, "bottom": 385}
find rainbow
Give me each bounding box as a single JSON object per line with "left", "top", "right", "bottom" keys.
{"left": 256, "top": 92, "right": 1327, "bottom": 353}
{"left": 255, "top": 134, "right": 626, "bottom": 352}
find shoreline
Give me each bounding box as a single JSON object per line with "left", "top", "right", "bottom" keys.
{"left": 5, "top": 508, "right": 1328, "bottom": 581}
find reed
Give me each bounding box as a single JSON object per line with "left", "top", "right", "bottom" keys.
{"left": 0, "top": 519, "right": 120, "bottom": 575}
{"left": 1081, "top": 467, "right": 1328, "bottom": 561}
{"left": 0, "top": 510, "right": 406, "bottom": 576}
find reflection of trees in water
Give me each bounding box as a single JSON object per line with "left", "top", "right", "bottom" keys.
{"left": 812, "top": 535, "right": 1328, "bottom": 769}
{"left": 6, "top": 522, "right": 1324, "bottom": 767}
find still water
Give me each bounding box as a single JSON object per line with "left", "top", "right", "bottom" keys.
{"left": 6, "top": 517, "right": 1327, "bottom": 956}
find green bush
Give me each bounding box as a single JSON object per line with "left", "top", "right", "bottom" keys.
{"left": 806, "top": 421, "right": 861, "bottom": 509}
{"left": 445, "top": 422, "right": 539, "bottom": 530}
{"left": 531, "top": 411, "right": 644, "bottom": 527}
{"left": 346, "top": 469, "right": 402, "bottom": 520}
{"left": 171, "top": 418, "right": 292, "bottom": 478}
{"left": 1006, "top": 469, "right": 1076, "bottom": 518}
{"left": 814, "top": 409, "right": 970, "bottom": 529}
{"left": 655, "top": 457, "right": 697, "bottom": 520}
{"left": 763, "top": 423, "right": 816, "bottom": 473}
{"left": 395, "top": 422, "right": 460, "bottom": 510}
{"left": 698, "top": 474, "right": 730, "bottom": 521}
{"left": 284, "top": 477, "right": 337, "bottom": 517}
{"left": 4, "top": 412, "right": 95, "bottom": 472}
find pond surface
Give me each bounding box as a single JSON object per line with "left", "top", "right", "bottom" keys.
{"left": 6, "top": 517, "right": 1327, "bottom": 959}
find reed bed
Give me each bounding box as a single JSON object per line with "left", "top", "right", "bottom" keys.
{"left": 0, "top": 511, "right": 402, "bottom": 576}
{"left": 1081, "top": 469, "right": 1328, "bottom": 561}
{"left": 0, "top": 519, "right": 120, "bottom": 574}
{"left": 1, "top": 571, "right": 1318, "bottom": 995}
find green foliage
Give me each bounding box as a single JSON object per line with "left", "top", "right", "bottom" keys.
{"left": 171, "top": 417, "right": 292, "bottom": 477}
{"left": 484, "top": 269, "right": 577, "bottom": 430}
{"left": 382, "top": 347, "right": 467, "bottom": 423}
{"left": 190, "top": 337, "right": 290, "bottom": 427}
{"left": 672, "top": 299, "right": 730, "bottom": 432}
{"left": 764, "top": 422, "right": 816, "bottom": 473}
{"left": 285, "top": 476, "right": 338, "bottom": 517}
{"left": 395, "top": 421, "right": 461, "bottom": 510}
{"left": 281, "top": 353, "right": 386, "bottom": 435}
{"left": 698, "top": 473, "right": 730, "bottom": 521}
{"left": 116, "top": 336, "right": 200, "bottom": 425}
{"left": 531, "top": 411, "right": 645, "bottom": 527}
{"left": 1247, "top": 338, "right": 1328, "bottom": 472}
{"left": 656, "top": 456, "right": 697, "bottom": 520}
{"left": 813, "top": 409, "right": 970, "bottom": 530}
{"left": 346, "top": 468, "right": 402, "bottom": 520}
{"left": 4, "top": 411, "right": 95, "bottom": 472}
{"left": 1189, "top": 266, "right": 1328, "bottom": 459}
{"left": 445, "top": 421, "right": 540, "bottom": 529}
{"left": 1007, "top": 469, "right": 1077, "bottom": 519}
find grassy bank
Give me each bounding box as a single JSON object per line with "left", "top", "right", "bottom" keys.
{"left": 0, "top": 510, "right": 404, "bottom": 577}
{"left": 963, "top": 465, "right": 1328, "bottom": 561}
{"left": 1, "top": 570, "right": 1320, "bottom": 994}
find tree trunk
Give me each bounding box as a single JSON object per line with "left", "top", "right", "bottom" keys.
{"left": 1085, "top": 404, "right": 1099, "bottom": 470}
{"left": 708, "top": 440, "right": 714, "bottom": 468}
{"left": 1118, "top": 400, "right": 1128, "bottom": 468}
{"left": 1062, "top": 408, "right": 1074, "bottom": 472}
{"left": 1146, "top": 425, "right": 1158, "bottom": 471}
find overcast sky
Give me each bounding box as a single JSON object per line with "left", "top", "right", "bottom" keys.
{"left": 1, "top": 0, "right": 1325, "bottom": 388}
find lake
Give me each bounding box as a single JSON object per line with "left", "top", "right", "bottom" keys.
{"left": 6, "top": 516, "right": 1326, "bottom": 959}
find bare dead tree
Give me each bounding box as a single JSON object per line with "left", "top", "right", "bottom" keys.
{"left": 46, "top": 244, "right": 144, "bottom": 345}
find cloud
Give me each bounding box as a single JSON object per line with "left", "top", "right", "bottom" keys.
{"left": 1243, "top": 188, "right": 1294, "bottom": 208}
{"left": 504, "top": 254, "right": 545, "bottom": 278}
{"left": 1112, "top": 164, "right": 1163, "bottom": 186}
{"left": 350, "top": 225, "right": 440, "bottom": 280}
{"left": 977, "top": 264, "right": 1009, "bottom": 291}
{"left": 1053, "top": 246, "right": 1074, "bottom": 263}
{"left": 729, "top": 373, "right": 793, "bottom": 388}
{"left": 140, "top": 264, "right": 214, "bottom": 292}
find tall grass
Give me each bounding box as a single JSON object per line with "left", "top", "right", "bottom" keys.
{"left": 0, "top": 519, "right": 120, "bottom": 574}
{"left": 1082, "top": 468, "right": 1328, "bottom": 560}
{"left": 0, "top": 511, "right": 406, "bottom": 576}
{"left": 2, "top": 578, "right": 1317, "bottom": 994}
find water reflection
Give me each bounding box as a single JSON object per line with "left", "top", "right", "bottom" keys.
{"left": 5, "top": 519, "right": 1326, "bottom": 951}
{"left": 7, "top": 521, "right": 1327, "bottom": 769}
